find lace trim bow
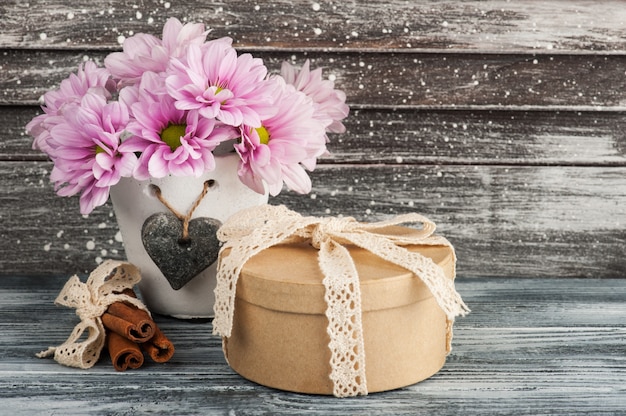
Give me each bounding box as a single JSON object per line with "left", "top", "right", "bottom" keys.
{"left": 36, "top": 260, "right": 148, "bottom": 369}
{"left": 213, "top": 205, "right": 470, "bottom": 397}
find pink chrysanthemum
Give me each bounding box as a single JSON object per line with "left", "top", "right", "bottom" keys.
{"left": 26, "top": 61, "right": 116, "bottom": 155}
{"left": 26, "top": 19, "right": 351, "bottom": 214}
{"left": 47, "top": 93, "right": 136, "bottom": 215}
{"left": 105, "top": 17, "right": 208, "bottom": 86}
{"left": 120, "top": 79, "right": 239, "bottom": 179}
{"left": 235, "top": 78, "right": 327, "bottom": 195}
{"left": 281, "top": 59, "right": 349, "bottom": 134}
{"left": 166, "top": 41, "right": 277, "bottom": 128}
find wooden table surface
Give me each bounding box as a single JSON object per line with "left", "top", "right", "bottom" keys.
{"left": 1, "top": 275, "right": 624, "bottom": 415}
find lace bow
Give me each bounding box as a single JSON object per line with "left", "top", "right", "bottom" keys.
{"left": 213, "top": 205, "right": 470, "bottom": 397}
{"left": 37, "top": 260, "right": 148, "bottom": 369}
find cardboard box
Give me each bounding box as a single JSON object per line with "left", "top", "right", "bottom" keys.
{"left": 222, "top": 240, "right": 455, "bottom": 395}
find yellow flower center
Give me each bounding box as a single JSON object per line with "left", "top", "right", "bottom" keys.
{"left": 213, "top": 84, "right": 229, "bottom": 105}
{"left": 95, "top": 145, "right": 106, "bottom": 155}
{"left": 160, "top": 124, "right": 186, "bottom": 151}
{"left": 256, "top": 126, "right": 270, "bottom": 145}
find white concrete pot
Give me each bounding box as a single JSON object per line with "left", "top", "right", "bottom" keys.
{"left": 109, "top": 153, "right": 268, "bottom": 319}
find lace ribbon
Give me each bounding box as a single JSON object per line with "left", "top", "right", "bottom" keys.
{"left": 213, "top": 205, "right": 469, "bottom": 397}
{"left": 36, "top": 260, "right": 149, "bottom": 369}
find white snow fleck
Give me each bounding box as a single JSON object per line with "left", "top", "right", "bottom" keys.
{"left": 312, "top": 2, "right": 321, "bottom": 11}
{"left": 164, "top": 2, "right": 171, "bottom": 9}
{"left": 114, "top": 231, "right": 123, "bottom": 243}
{"left": 86, "top": 240, "right": 96, "bottom": 250}
{"left": 313, "top": 28, "right": 322, "bottom": 35}
{"left": 44, "top": 243, "right": 51, "bottom": 252}
{"left": 117, "top": 35, "right": 126, "bottom": 45}
{"left": 67, "top": 12, "right": 75, "bottom": 19}
{"left": 136, "top": 11, "right": 143, "bottom": 19}
{"left": 39, "top": 33, "right": 47, "bottom": 40}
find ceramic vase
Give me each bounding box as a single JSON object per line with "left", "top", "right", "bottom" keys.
{"left": 109, "top": 153, "right": 268, "bottom": 319}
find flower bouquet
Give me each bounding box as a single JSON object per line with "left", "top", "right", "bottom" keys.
{"left": 27, "top": 17, "right": 349, "bottom": 317}
{"left": 27, "top": 17, "right": 348, "bottom": 215}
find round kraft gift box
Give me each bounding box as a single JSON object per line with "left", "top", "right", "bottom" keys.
{"left": 223, "top": 242, "right": 455, "bottom": 395}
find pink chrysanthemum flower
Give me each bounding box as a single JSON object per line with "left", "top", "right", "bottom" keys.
{"left": 120, "top": 79, "right": 239, "bottom": 179}
{"left": 105, "top": 17, "right": 208, "bottom": 87}
{"left": 47, "top": 93, "right": 136, "bottom": 215}
{"left": 26, "top": 61, "right": 116, "bottom": 155}
{"left": 280, "top": 59, "right": 349, "bottom": 134}
{"left": 26, "top": 18, "right": 351, "bottom": 214}
{"left": 166, "top": 41, "right": 277, "bottom": 128}
{"left": 235, "top": 78, "right": 327, "bottom": 195}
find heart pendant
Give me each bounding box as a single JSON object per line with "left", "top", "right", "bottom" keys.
{"left": 141, "top": 212, "right": 222, "bottom": 290}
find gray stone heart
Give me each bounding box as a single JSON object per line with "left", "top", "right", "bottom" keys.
{"left": 141, "top": 212, "right": 222, "bottom": 290}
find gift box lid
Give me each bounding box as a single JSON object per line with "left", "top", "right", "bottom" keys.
{"left": 235, "top": 240, "right": 454, "bottom": 315}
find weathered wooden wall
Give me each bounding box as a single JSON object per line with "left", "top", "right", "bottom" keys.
{"left": 1, "top": 0, "right": 625, "bottom": 277}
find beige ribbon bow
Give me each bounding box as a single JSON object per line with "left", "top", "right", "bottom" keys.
{"left": 36, "top": 260, "right": 148, "bottom": 369}
{"left": 213, "top": 205, "right": 470, "bottom": 397}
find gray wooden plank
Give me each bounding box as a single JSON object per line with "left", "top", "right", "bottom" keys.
{"left": 3, "top": 50, "right": 626, "bottom": 109}
{"left": 2, "top": 161, "right": 625, "bottom": 278}
{"left": 0, "top": 275, "right": 624, "bottom": 415}
{"left": 334, "top": 109, "right": 626, "bottom": 166}
{"left": 0, "top": 106, "right": 43, "bottom": 161}
{"left": 2, "top": 0, "right": 626, "bottom": 53}
{"left": 6, "top": 107, "right": 626, "bottom": 166}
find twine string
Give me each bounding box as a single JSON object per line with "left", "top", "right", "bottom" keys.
{"left": 150, "top": 180, "right": 213, "bottom": 242}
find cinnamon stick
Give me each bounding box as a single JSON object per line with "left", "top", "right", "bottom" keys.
{"left": 102, "top": 301, "right": 155, "bottom": 343}
{"left": 107, "top": 331, "right": 144, "bottom": 371}
{"left": 142, "top": 326, "right": 175, "bottom": 363}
